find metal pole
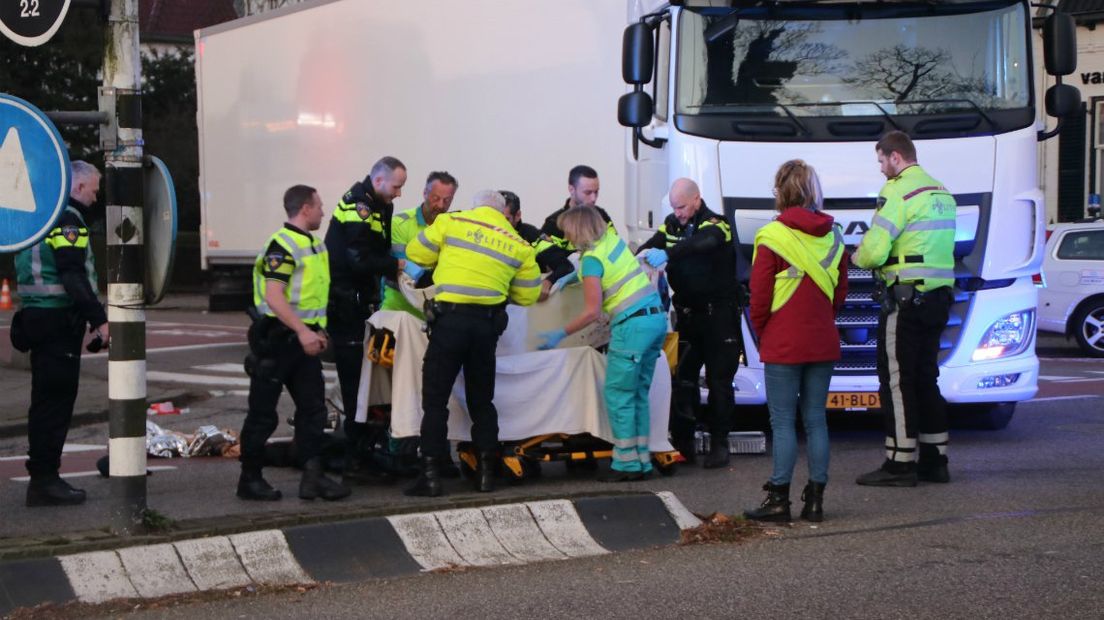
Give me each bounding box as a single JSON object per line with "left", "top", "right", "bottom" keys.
{"left": 103, "top": 0, "right": 146, "bottom": 535}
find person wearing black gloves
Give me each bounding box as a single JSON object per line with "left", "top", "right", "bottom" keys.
{"left": 13, "top": 161, "right": 108, "bottom": 507}
{"left": 638, "top": 178, "right": 743, "bottom": 469}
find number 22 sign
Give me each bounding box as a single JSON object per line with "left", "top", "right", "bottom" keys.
{"left": 0, "top": 0, "right": 71, "bottom": 47}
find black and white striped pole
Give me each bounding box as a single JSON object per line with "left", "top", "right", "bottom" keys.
{"left": 103, "top": 0, "right": 146, "bottom": 535}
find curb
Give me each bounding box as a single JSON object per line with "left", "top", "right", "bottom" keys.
{"left": 0, "top": 492, "right": 700, "bottom": 614}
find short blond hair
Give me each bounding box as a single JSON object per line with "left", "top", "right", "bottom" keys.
{"left": 557, "top": 206, "right": 607, "bottom": 251}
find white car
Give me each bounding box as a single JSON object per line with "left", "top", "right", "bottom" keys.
{"left": 1036, "top": 220, "right": 1104, "bottom": 357}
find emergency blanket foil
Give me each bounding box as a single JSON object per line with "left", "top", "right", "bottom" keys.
{"left": 146, "top": 420, "right": 238, "bottom": 458}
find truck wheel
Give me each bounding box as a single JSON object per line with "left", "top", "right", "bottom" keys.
{"left": 1072, "top": 298, "right": 1104, "bottom": 358}
{"left": 950, "top": 402, "right": 1015, "bottom": 431}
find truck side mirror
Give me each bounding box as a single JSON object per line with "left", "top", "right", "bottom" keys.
{"left": 622, "top": 23, "right": 654, "bottom": 85}
{"left": 618, "top": 91, "right": 653, "bottom": 128}
{"left": 1045, "top": 83, "right": 1081, "bottom": 118}
{"left": 1043, "top": 13, "right": 1077, "bottom": 76}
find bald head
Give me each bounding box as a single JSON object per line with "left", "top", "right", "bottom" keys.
{"left": 668, "top": 178, "right": 703, "bottom": 225}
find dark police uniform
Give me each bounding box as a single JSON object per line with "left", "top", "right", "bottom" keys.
{"left": 638, "top": 202, "right": 743, "bottom": 466}
{"left": 538, "top": 201, "right": 615, "bottom": 284}
{"left": 14, "top": 198, "right": 106, "bottom": 505}
{"left": 324, "top": 181, "right": 398, "bottom": 449}
{"left": 241, "top": 224, "right": 331, "bottom": 478}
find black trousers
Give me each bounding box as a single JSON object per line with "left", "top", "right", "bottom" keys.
{"left": 240, "top": 334, "right": 327, "bottom": 472}
{"left": 23, "top": 307, "right": 85, "bottom": 479}
{"left": 328, "top": 312, "right": 370, "bottom": 443}
{"left": 420, "top": 306, "right": 504, "bottom": 458}
{"left": 877, "top": 287, "right": 953, "bottom": 464}
{"left": 671, "top": 301, "right": 742, "bottom": 442}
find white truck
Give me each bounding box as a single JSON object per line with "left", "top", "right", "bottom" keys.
{"left": 196, "top": 0, "right": 1079, "bottom": 429}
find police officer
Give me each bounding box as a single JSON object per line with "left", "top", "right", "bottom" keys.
{"left": 381, "top": 171, "right": 458, "bottom": 318}
{"left": 854, "top": 131, "right": 956, "bottom": 487}
{"left": 14, "top": 161, "right": 106, "bottom": 506}
{"left": 239, "top": 185, "right": 349, "bottom": 502}
{"left": 500, "top": 190, "right": 541, "bottom": 244}
{"left": 639, "top": 178, "right": 743, "bottom": 469}
{"left": 404, "top": 190, "right": 542, "bottom": 496}
{"left": 538, "top": 165, "right": 615, "bottom": 296}
{"left": 325, "top": 156, "right": 409, "bottom": 482}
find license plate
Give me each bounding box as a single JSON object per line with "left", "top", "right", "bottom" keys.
{"left": 826, "top": 392, "right": 880, "bottom": 410}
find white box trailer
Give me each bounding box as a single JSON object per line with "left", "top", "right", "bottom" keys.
{"left": 195, "top": 0, "right": 632, "bottom": 308}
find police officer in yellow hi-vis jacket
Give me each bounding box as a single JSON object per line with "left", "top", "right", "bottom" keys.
{"left": 238, "top": 185, "right": 350, "bottom": 502}
{"left": 404, "top": 190, "right": 542, "bottom": 496}
{"left": 853, "top": 131, "right": 957, "bottom": 487}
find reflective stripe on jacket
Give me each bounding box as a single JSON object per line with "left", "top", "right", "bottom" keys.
{"left": 406, "top": 206, "right": 541, "bottom": 306}
{"left": 853, "top": 165, "right": 956, "bottom": 291}
{"left": 382, "top": 206, "right": 427, "bottom": 316}
{"left": 15, "top": 205, "right": 96, "bottom": 307}
{"left": 754, "top": 220, "right": 844, "bottom": 312}
{"left": 583, "top": 228, "right": 655, "bottom": 317}
{"left": 253, "top": 228, "right": 331, "bottom": 327}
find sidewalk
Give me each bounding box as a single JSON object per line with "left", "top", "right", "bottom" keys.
{"left": 0, "top": 294, "right": 719, "bottom": 567}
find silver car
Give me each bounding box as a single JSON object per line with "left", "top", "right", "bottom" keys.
{"left": 1036, "top": 220, "right": 1104, "bottom": 357}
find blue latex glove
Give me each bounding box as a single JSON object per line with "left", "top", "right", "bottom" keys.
{"left": 403, "top": 260, "right": 426, "bottom": 281}
{"left": 644, "top": 248, "right": 669, "bottom": 268}
{"left": 537, "top": 328, "right": 567, "bottom": 350}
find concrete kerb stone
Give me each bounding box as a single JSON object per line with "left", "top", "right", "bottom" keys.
{"left": 0, "top": 492, "right": 701, "bottom": 615}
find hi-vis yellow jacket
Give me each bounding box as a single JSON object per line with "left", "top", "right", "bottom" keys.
{"left": 406, "top": 206, "right": 541, "bottom": 306}
{"left": 853, "top": 165, "right": 956, "bottom": 292}
{"left": 754, "top": 221, "right": 844, "bottom": 313}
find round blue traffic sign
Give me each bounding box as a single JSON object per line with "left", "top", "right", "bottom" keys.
{"left": 0, "top": 93, "right": 70, "bottom": 253}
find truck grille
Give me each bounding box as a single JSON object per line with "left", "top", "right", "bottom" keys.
{"left": 834, "top": 267, "right": 968, "bottom": 375}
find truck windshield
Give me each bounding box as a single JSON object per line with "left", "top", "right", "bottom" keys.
{"left": 676, "top": 1, "right": 1030, "bottom": 123}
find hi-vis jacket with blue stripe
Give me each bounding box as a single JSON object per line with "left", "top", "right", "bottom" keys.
{"left": 406, "top": 206, "right": 541, "bottom": 306}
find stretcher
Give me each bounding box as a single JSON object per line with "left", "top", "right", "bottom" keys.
{"left": 354, "top": 277, "right": 684, "bottom": 480}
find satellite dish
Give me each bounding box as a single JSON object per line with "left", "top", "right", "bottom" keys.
{"left": 144, "top": 155, "right": 177, "bottom": 305}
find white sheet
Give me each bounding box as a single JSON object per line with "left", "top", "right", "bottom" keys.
{"left": 355, "top": 310, "right": 674, "bottom": 452}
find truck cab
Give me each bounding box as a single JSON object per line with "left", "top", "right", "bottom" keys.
{"left": 620, "top": 0, "right": 1080, "bottom": 428}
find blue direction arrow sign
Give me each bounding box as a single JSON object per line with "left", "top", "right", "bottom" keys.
{"left": 0, "top": 93, "right": 70, "bottom": 254}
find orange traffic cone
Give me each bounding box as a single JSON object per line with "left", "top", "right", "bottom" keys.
{"left": 0, "top": 279, "right": 11, "bottom": 310}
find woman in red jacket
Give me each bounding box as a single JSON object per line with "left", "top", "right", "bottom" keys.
{"left": 744, "top": 160, "right": 848, "bottom": 523}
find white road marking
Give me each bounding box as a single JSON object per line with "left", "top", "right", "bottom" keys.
{"left": 228, "top": 530, "right": 312, "bottom": 585}
{"left": 174, "top": 537, "right": 252, "bottom": 591}
{"left": 117, "top": 543, "right": 198, "bottom": 597}
{"left": 9, "top": 466, "right": 177, "bottom": 482}
{"left": 58, "top": 550, "right": 139, "bottom": 603}
{"left": 195, "top": 363, "right": 337, "bottom": 380}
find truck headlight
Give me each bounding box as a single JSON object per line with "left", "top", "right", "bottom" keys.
{"left": 972, "top": 309, "right": 1034, "bottom": 361}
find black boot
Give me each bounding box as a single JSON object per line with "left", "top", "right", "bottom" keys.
{"left": 475, "top": 451, "right": 498, "bottom": 493}
{"left": 440, "top": 453, "right": 462, "bottom": 479}
{"left": 299, "top": 457, "right": 351, "bottom": 501}
{"left": 744, "top": 482, "right": 791, "bottom": 522}
{"left": 703, "top": 434, "right": 730, "bottom": 469}
{"left": 918, "top": 446, "right": 950, "bottom": 483}
{"left": 26, "top": 476, "right": 86, "bottom": 507}
{"left": 800, "top": 481, "right": 826, "bottom": 522}
{"left": 673, "top": 435, "right": 697, "bottom": 466}
{"left": 855, "top": 460, "right": 917, "bottom": 487}
{"left": 236, "top": 470, "right": 282, "bottom": 501}
{"left": 405, "top": 455, "right": 444, "bottom": 497}
{"left": 343, "top": 451, "right": 395, "bottom": 485}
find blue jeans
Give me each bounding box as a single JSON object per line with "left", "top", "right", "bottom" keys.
{"left": 605, "top": 311, "right": 667, "bottom": 473}
{"left": 764, "top": 361, "right": 834, "bottom": 485}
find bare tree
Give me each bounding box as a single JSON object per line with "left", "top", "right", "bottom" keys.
{"left": 845, "top": 45, "right": 957, "bottom": 103}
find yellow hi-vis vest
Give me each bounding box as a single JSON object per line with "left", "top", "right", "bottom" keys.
{"left": 853, "top": 164, "right": 957, "bottom": 292}
{"left": 381, "top": 205, "right": 427, "bottom": 317}
{"left": 253, "top": 227, "right": 331, "bottom": 328}
{"left": 406, "top": 206, "right": 541, "bottom": 306}
{"left": 583, "top": 228, "right": 656, "bottom": 317}
{"left": 754, "top": 220, "right": 844, "bottom": 313}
